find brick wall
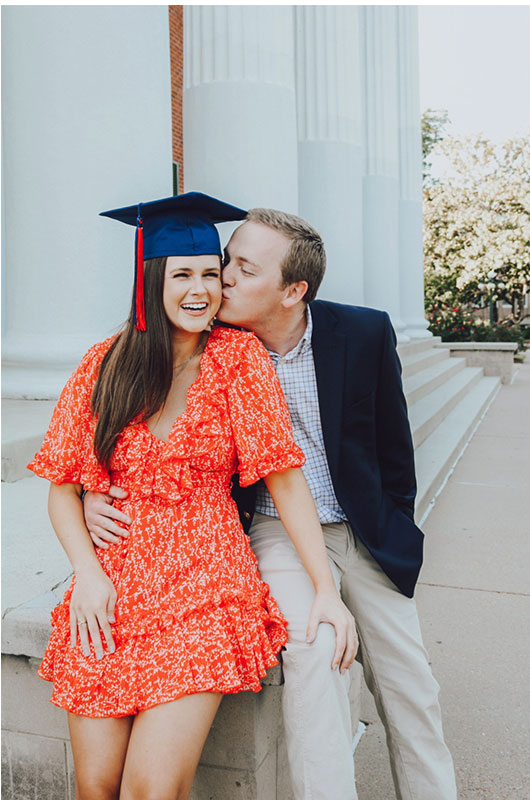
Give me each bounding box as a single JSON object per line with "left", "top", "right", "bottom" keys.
{"left": 169, "top": 6, "right": 184, "bottom": 193}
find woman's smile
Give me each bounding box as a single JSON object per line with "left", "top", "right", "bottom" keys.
{"left": 180, "top": 301, "right": 209, "bottom": 315}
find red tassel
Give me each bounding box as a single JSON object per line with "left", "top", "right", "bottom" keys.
{"left": 135, "top": 218, "right": 146, "bottom": 331}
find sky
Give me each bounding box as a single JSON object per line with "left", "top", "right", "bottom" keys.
{"left": 418, "top": 5, "right": 530, "bottom": 143}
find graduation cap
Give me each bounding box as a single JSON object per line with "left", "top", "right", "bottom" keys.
{"left": 100, "top": 192, "right": 247, "bottom": 330}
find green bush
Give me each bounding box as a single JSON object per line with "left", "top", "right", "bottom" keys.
{"left": 427, "top": 303, "right": 528, "bottom": 351}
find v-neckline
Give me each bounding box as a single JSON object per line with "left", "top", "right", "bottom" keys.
{"left": 143, "top": 334, "right": 211, "bottom": 444}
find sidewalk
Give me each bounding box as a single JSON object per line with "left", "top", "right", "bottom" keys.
{"left": 355, "top": 361, "right": 530, "bottom": 799}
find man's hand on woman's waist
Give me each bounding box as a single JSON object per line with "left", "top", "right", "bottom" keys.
{"left": 83, "top": 486, "right": 131, "bottom": 549}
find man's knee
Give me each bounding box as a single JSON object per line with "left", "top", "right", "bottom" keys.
{"left": 283, "top": 621, "right": 337, "bottom": 666}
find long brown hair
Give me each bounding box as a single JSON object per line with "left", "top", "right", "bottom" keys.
{"left": 91, "top": 257, "right": 173, "bottom": 468}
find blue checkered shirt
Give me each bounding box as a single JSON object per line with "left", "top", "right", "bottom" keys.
{"left": 255, "top": 308, "right": 347, "bottom": 523}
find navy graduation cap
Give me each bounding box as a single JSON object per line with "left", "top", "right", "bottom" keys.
{"left": 100, "top": 191, "right": 247, "bottom": 331}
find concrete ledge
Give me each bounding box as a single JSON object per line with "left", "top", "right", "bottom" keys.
{"left": 434, "top": 341, "right": 518, "bottom": 384}
{"left": 2, "top": 581, "right": 70, "bottom": 660}
{"left": 1, "top": 728, "right": 74, "bottom": 800}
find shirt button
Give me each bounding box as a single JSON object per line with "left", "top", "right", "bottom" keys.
{"left": 243, "top": 511, "right": 251, "bottom": 519}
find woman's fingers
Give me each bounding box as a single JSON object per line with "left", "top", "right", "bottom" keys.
{"left": 107, "top": 587, "right": 117, "bottom": 625}
{"left": 331, "top": 627, "right": 347, "bottom": 671}
{"left": 69, "top": 574, "right": 118, "bottom": 659}
{"left": 97, "top": 610, "right": 116, "bottom": 655}
{"left": 305, "top": 610, "right": 319, "bottom": 644}
{"left": 78, "top": 618, "right": 92, "bottom": 658}
{"left": 69, "top": 606, "right": 78, "bottom": 649}
{"left": 70, "top": 609, "right": 115, "bottom": 659}
{"left": 86, "top": 615, "right": 104, "bottom": 660}
{"left": 339, "top": 624, "right": 359, "bottom": 673}
{"left": 308, "top": 591, "right": 358, "bottom": 673}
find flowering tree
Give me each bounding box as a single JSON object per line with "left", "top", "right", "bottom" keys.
{"left": 423, "top": 134, "right": 530, "bottom": 323}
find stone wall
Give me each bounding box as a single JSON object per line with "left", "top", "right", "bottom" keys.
{"left": 435, "top": 342, "right": 518, "bottom": 385}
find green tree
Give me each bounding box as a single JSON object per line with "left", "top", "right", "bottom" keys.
{"left": 421, "top": 108, "right": 450, "bottom": 184}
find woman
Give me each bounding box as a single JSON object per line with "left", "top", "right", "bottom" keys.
{"left": 29, "top": 192, "right": 357, "bottom": 800}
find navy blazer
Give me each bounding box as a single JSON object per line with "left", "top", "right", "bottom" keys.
{"left": 231, "top": 299, "right": 424, "bottom": 598}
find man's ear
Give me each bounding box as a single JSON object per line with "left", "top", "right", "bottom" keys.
{"left": 281, "top": 281, "right": 309, "bottom": 308}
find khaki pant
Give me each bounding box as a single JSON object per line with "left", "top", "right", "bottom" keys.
{"left": 250, "top": 512, "right": 457, "bottom": 800}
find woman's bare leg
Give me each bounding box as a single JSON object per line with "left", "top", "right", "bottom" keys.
{"left": 68, "top": 713, "right": 134, "bottom": 800}
{"left": 119, "top": 692, "right": 222, "bottom": 800}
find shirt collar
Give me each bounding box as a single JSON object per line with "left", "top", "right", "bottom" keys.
{"left": 267, "top": 307, "right": 313, "bottom": 360}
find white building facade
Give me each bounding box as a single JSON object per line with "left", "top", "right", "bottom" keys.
{"left": 2, "top": 5, "right": 429, "bottom": 400}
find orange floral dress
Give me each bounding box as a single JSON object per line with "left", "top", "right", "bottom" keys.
{"left": 28, "top": 326, "right": 305, "bottom": 717}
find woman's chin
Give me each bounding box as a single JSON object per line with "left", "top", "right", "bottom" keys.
{"left": 171, "top": 317, "right": 215, "bottom": 335}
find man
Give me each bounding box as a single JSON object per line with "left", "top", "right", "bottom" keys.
{"left": 85, "top": 208, "right": 457, "bottom": 800}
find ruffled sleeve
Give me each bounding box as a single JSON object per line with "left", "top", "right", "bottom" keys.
{"left": 27, "top": 339, "right": 113, "bottom": 491}
{"left": 226, "top": 333, "right": 305, "bottom": 486}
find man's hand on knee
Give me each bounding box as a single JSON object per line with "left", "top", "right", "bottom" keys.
{"left": 83, "top": 486, "right": 131, "bottom": 549}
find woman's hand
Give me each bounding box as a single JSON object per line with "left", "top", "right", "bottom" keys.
{"left": 306, "top": 589, "right": 359, "bottom": 674}
{"left": 264, "top": 468, "right": 359, "bottom": 673}
{"left": 69, "top": 564, "right": 117, "bottom": 660}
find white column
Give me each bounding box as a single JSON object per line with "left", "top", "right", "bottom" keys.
{"left": 2, "top": 6, "right": 173, "bottom": 398}
{"left": 295, "top": 6, "right": 364, "bottom": 305}
{"left": 183, "top": 6, "right": 298, "bottom": 213}
{"left": 397, "top": 7, "right": 431, "bottom": 338}
{"left": 362, "top": 7, "right": 408, "bottom": 340}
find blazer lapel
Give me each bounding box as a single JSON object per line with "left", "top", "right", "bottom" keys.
{"left": 310, "top": 304, "right": 346, "bottom": 479}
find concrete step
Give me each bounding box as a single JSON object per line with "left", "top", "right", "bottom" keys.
{"left": 409, "top": 366, "right": 484, "bottom": 449}
{"left": 415, "top": 375, "right": 501, "bottom": 520}
{"left": 397, "top": 335, "right": 440, "bottom": 359}
{"left": 400, "top": 346, "right": 449, "bottom": 379}
{"left": 2, "top": 400, "right": 56, "bottom": 482}
{"left": 403, "top": 356, "right": 467, "bottom": 406}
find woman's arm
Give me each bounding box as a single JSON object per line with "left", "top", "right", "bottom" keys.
{"left": 48, "top": 482, "right": 117, "bottom": 659}
{"left": 263, "top": 468, "right": 358, "bottom": 673}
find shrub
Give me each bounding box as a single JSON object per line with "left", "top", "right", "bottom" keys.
{"left": 427, "top": 303, "right": 527, "bottom": 351}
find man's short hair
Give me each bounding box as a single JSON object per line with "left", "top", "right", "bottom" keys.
{"left": 246, "top": 208, "right": 326, "bottom": 304}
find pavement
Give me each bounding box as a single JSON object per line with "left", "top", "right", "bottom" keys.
{"left": 355, "top": 361, "right": 530, "bottom": 800}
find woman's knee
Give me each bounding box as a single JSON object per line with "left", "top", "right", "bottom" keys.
{"left": 75, "top": 774, "right": 121, "bottom": 800}
{"left": 120, "top": 772, "right": 193, "bottom": 800}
